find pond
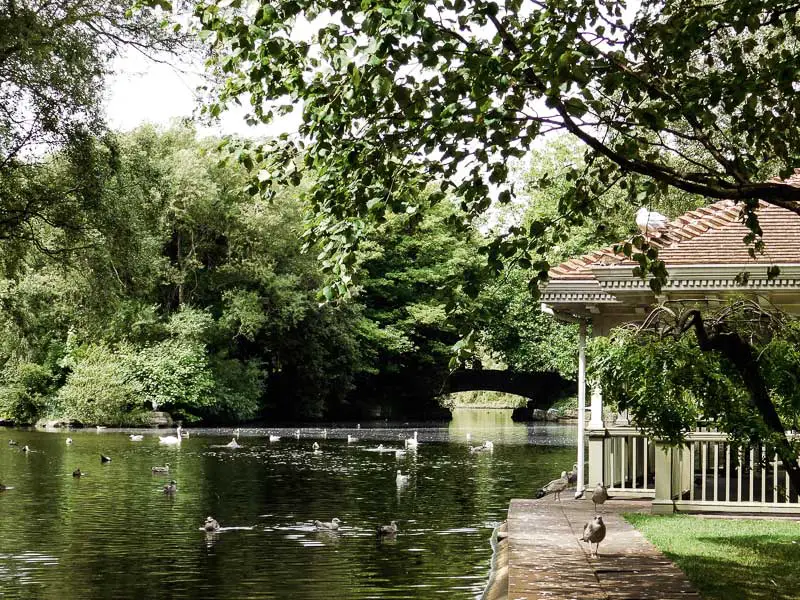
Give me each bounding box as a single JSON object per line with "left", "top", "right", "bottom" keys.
{"left": 0, "top": 409, "right": 578, "bottom": 599}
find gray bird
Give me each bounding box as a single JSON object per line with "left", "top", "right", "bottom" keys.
{"left": 314, "top": 518, "right": 341, "bottom": 530}
{"left": 581, "top": 515, "right": 606, "bottom": 557}
{"left": 203, "top": 516, "right": 220, "bottom": 532}
{"left": 592, "top": 482, "right": 609, "bottom": 513}
{"left": 377, "top": 520, "right": 398, "bottom": 535}
{"left": 535, "top": 471, "right": 569, "bottom": 501}
{"left": 151, "top": 463, "right": 170, "bottom": 474}
{"left": 163, "top": 480, "right": 177, "bottom": 495}
{"left": 567, "top": 463, "right": 578, "bottom": 485}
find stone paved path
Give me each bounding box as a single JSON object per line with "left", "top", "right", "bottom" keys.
{"left": 505, "top": 496, "right": 702, "bottom": 600}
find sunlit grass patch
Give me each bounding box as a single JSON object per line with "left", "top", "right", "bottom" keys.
{"left": 625, "top": 514, "right": 800, "bottom": 600}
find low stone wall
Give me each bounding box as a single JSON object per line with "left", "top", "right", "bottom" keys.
{"left": 481, "top": 521, "right": 509, "bottom": 600}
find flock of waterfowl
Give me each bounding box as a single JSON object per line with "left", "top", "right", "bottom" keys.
{"left": 1, "top": 426, "right": 489, "bottom": 537}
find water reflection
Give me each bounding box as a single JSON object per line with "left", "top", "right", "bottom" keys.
{"left": 0, "top": 410, "right": 578, "bottom": 599}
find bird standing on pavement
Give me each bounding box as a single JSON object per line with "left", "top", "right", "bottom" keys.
{"left": 592, "top": 482, "right": 609, "bottom": 513}
{"left": 535, "top": 471, "right": 569, "bottom": 501}
{"left": 581, "top": 515, "right": 606, "bottom": 557}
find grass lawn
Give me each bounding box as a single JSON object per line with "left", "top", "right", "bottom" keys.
{"left": 625, "top": 514, "right": 800, "bottom": 600}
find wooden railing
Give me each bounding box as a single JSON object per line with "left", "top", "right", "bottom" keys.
{"left": 666, "top": 431, "right": 800, "bottom": 513}
{"left": 594, "top": 426, "right": 800, "bottom": 514}
{"left": 600, "top": 426, "right": 656, "bottom": 498}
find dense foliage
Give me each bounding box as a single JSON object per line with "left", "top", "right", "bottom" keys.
{"left": 591, "top": 302, "right": 800, "bottom": 490}
{"left": 192, "top": 0, "right": 800, "bottom": 295}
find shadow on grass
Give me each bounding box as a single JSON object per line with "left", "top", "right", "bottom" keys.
{"left": 663, "top": 535, "right": 800, "bottom": 600}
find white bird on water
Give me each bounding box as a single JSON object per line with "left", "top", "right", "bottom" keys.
{"left": 635, "top": 206, "right": 669, "bottom": 234}
{"left": 159, "top": 426, "right": 182, "bottom": 446}
{"left": 404, "top": 431, "right": 419, "bottom": 449}
{"left": 269, "top": 435, "right": 281, "bottom": 442}
{"left": 65, "top": 438, "right": 73, "bottom": 445}
{"left": 226, "top": 438, "right": 241, "bottom": 448}
{"left": 129, "top": 434, "right": 144, "bottom": 442}
{"left": 315, "top": 517, "right": 341, "bottom": 530}
{"left": 396, "top": 470, "right": 409, "bottom": 486}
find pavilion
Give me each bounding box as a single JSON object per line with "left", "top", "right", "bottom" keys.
{"left": 542, "top": 198, "right": 800, "bottom": 513}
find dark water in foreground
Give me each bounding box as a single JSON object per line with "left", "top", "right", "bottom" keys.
{"left": 0, "top": 410, "right": 577, "bottom": 599}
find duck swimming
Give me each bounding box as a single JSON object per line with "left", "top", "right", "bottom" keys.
{"left": 21, "top": 445, "right": 30, "bottom": 453}
{"left": 314, "top": 517, "right": 341, "bottom": 530}
{"left": 269, "top": 435, "right": 280, "bottom": 442}
{"left": 129, "top": 434, "right": 144, "bottom": 441}
{"left": 377, "top": 521, "right": 398, "bottom": 535}
{"left": 312, "top": 442, "right": 320, "bottom": 451}
{"left": 100, "top": 454, "right": 112, "bottom": 463}
{"left": 163, "top": 480, "right": 178, "bottom": 495}
{"left": 151, "top": 463, "right": 170, "bottom": 474}
{"left": 65, "top": 438, "right": 73, "bottom": 445}
{"left": 203, "top": 516, "right": 220, "bottom": 532}
{"left": 73, "top": 468, "right": 83, "bottom": 478}
{"left": 8, "top": 440, "right": 17, "bottom": 446}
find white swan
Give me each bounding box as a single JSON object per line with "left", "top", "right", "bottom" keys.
{"left": 396, "top": 470, "right": 409, "bottom": 486}
{"left": 404, "top": 431, "right": 418, "bottom": 449}
{"left": 226, "top": 438, "right": 241, "bottom": 448}
{"left": 65, "top": 437, "right": 73, "bottom": 445}
{"left": 269, "top": 435, "right": 281, "bottom": 442}
{"left": 129, "top": 434, "right": 143, "bottom": 441}
{"left": 312, "top": 441, "right": 320, "bottom": 451}
{"left": 347, "top": 434, "right": 358, "bottom": 443}
{"left": 159, "top": 426, "right": 182, "bottom": 445}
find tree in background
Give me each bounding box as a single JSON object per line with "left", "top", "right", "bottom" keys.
{"left": 0, "top": 0, "right": 186, "bottom": 267}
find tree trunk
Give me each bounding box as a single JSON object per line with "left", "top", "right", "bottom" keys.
{"left": 683, "top": 309, "right": 800, "bottom": 495}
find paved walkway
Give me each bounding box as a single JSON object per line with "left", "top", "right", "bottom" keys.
{"left": 504, "top": 496, "right": 702, "bottom": 600}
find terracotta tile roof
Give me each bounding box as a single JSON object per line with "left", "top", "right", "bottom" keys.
{"left": 549, "top": 199, "right": 800, "bottom": 280}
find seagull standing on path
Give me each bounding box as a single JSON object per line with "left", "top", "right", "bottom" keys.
{"left": 581, "top": 515, "right": 606, "bottom": 557}
{"left": 535, "top": 471, "right": 569, "bottom": 501}
{"left": 592, "top": 482, "right": 609, "bottom": 513}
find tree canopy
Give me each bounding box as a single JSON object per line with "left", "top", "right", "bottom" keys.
{"left": 193, "top": 0, "right": 800, "bottom": 293}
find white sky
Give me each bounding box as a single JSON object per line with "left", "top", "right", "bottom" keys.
{"left": 104, "top": 51, "right": 297, "bottom": 138}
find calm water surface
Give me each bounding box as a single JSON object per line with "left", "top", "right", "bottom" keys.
{"left": 0, "top": 409, "right": 577, "bottom": 599}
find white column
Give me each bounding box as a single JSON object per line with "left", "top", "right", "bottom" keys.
{"left": 589, "top": 384, "right": 604, "bottom": 429}
{"left": 576, "top": 319, "right": 587, "bottom": 497}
